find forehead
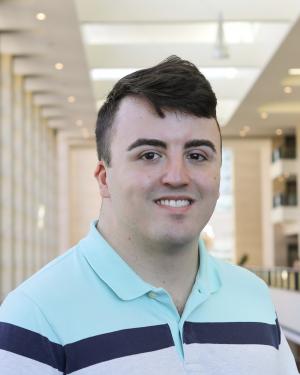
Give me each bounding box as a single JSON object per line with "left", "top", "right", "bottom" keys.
{"left": 112, "top": 96, "right": 221, "bottom": 148}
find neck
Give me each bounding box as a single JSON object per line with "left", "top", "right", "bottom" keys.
{"left": 97, "top": 212, "right": 199, "bottom": 314}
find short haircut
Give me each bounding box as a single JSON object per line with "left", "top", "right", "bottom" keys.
{"left": 95, "top": 55, "right": 220, "bottom": 165}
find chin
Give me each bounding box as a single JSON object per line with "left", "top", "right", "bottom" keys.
{"left": 154, "top": 230, "right": 198, "bottom": 247}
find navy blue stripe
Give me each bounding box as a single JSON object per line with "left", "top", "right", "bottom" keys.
{"left": 184, "top": 320, "right": 281, "bottom": 349}
{"left": 64, "top": 324, "right": 174, "bottom": 373}
{"left": 0, "top": 322, "right": 65, "bottom": 371}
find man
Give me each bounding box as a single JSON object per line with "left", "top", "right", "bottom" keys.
{"left": 0, "top": 56, "right": 298, "bottom": 374}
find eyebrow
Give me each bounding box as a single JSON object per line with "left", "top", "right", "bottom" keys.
{"left": 127, "top": 138, "right": 216, "bottom": 153}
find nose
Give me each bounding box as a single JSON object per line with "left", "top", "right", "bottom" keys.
{"left": 161, "top": 157, "right": 190, "bottom": 187}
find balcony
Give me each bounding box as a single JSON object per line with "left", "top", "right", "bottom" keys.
{"left": 272, "top": 147, "right": 296, "bottom": 163}
{"left": 249, "top": 267, "right": 300, "bottom": 291}
{"left": 271, "top": 159, "right": 298, "bottom": 179}
{"left": 249, "top": 267, "right": 300, "bottom": 345}
{"left": 273, "top": 192, "right": 297, "bottom": 208}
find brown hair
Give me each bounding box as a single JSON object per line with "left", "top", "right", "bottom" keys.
{"left": 95, "top": 55, "right": 220, "bottom": 165}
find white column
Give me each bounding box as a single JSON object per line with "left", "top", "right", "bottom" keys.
{"left": 32, "top": 104, "right": 41, "bottom": 271}
{"left": 0, "top": 54, "right": 14, "bottom": 299}
{"left": 57, "top": 131, "right": 70, "bottom": 253}
{"left": 13, "top": 74, "right": 25, "bottom": 286}
{"left": 24, "top": 91, "right": 35, "bottom": 277}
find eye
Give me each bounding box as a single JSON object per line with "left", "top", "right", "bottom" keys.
{"left": 141, "top": 151, "right": 161, "bottom": 161}
{"left": 187, "top": 152, "right": 207, "bottom": 161}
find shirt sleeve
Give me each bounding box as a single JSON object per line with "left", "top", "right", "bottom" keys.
{"left": 0, "top": 291, "right": 65, "bottom": 375}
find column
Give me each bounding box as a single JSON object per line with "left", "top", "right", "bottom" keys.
{"left": 13, "top": 73, "right": 25, "bottom": 285}
{"left": 24, "top": 91, "right": 35, "bottom": 277}
{"left": 0, "top": 54, "right": 14, "bottom": 300}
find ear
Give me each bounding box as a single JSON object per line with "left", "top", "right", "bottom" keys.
{"left": 94, "top": 161, "right": 111, "bottom": 198}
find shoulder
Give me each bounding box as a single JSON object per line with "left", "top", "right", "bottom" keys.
{"left": 212, "top": 255, "right": 269, "bottom": 291}
{"left": 17, "top": 245, "right": 80, "bottom": 298}
{"left": 208, "top": 255, "right": 276, "bottom": 322}
{"left": 0, "top": 243, "right": 86, "bottom": 330}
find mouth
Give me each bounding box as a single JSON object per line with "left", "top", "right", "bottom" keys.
{"left": 154, "top": 198, "right": 194, "bottom": 208}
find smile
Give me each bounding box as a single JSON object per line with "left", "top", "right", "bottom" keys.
{"left": 155, "top": 199, "right": 192, "bottom": 208}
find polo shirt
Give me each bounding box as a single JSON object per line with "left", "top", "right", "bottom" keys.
{"left": 0, "top": 221, "right": 298, "bottom": 374}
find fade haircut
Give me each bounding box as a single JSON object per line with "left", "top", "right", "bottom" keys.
{"left": 95, "top": 55, "right": 220, "bottom": 165}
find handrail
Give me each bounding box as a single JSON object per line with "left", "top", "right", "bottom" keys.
{"left": 248, "top": 267, "right": 300, "bottom": 292}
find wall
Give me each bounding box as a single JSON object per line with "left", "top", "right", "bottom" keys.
{"left": 224, "top": 138, "right": 273, "bottom": 267}
{"left": 69, "top": 145, "right": 101, "bottom": 246}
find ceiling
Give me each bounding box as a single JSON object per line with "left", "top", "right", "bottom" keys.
{"left": 1, "top": 0, "right": 300, "bottom": 140}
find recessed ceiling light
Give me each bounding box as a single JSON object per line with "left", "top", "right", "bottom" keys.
{"left": 36, "top": 13, "right": 47, "bottom": 21}
{"left": 288, "top": 68, "right": 300, "bottom": 75}
{"left": 67, "top": 96, "right": 76, "bottom": 103}
{"left": 283, "top": 86, "right": 292, "bottom": 94}
{"left": 276, "top": 128, "right": 283, "bottom": 136}
{"left": 54, "top": 62, "right": 64, "bottom": 70}
{"left": 260, "top": 111, "right": 268, "bottom": 120}
{"left": 76, "top": 120, "right": 83, "bottom": 127}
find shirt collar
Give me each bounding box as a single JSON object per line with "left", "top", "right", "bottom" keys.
{"left": 195, "top": 238, "right": 222, "bottom": 295}
{"left": 79, "top": 221, "right": 153, "bottom": 300}
{"left": 79, "top": 221, "right": 222, "bottom": 300}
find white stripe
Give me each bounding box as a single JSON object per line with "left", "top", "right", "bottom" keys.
{"left": 183, "top": 341, "right": 299, "bottom": 375}
{"left": 0, "top": 349, "right": 63, "bottom": 375}
{"left": 69, "top": 346, "right": 185, "bottom": 375}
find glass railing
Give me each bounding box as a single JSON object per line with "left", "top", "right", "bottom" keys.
{"left": 273, "top": 193, "right": 297, "bottom": 207}
{"left": 272, "top": 148, "right": 296, "bottom": 162}
{"left": 248, "top": 267, "right": 300, "bottom": 291}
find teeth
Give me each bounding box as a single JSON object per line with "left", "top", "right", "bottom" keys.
{"left": 157, "top": 199, "right": 191, "bottom": 207}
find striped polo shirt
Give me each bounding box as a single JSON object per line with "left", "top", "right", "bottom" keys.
{"left": 0, "top": 221, "right": 298, "bottom": 374}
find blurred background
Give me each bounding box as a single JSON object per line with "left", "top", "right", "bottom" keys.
{"left": 0, "top": 0, "right": 299, "bottom": 369}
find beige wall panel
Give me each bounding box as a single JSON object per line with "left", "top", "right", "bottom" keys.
{"left": 69, "top": 146, "right": 101, "bottom": 246}
{"left": 224, "top": 139, "right": 273, "bottom": 267}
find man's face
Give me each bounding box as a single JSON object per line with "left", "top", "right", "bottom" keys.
{"left": 96, "top": 96, "right": 221, "bottom": 248}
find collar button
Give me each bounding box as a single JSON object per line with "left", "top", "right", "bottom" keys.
{"left": 148, "top": 291, "right": 157, "bottom": 299}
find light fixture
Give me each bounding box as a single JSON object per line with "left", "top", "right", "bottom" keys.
{"left": 276, "top": 128, "right": 283, "bottom": 136}
{"left": 36, "top": 12, "right": 47, "bottom": 21}
{"left": 260, "top": 111, "right": 268, "bottom": 120}
{"left": 281, "top": 270, "right": 288, "bottom": 281}
{"left": 288, "top": 68, "right": 300, "bottom": 76}
{"left": 67, "top": 96, "right": 76, "bottom": 103}
{"left": 76, "top": 120, "right": 83, "bottom": 127}
{"left": 37, "top": 204, "right": 46, "bottom": 229}
{"left": 54, "top": 62, "right": 64, "bottom": 71}
{"left": 283, "top": 86, "right": 292, "bottom": 94}
{"left": 212, "top": 12, "right": 229, "bottom": 59}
